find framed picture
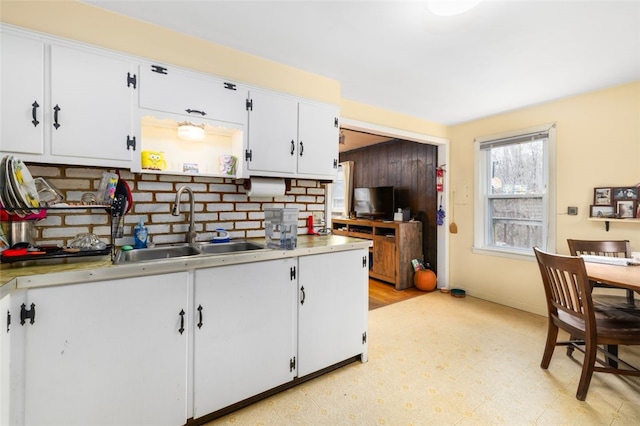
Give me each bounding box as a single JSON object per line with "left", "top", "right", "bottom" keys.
{"left": 590, "top": 205, "right": 615, "bottom": 218}
{"left": 617, "top": 200, "right": 636, "bottom": 218}
{"left": 593, "top": 187, "right": 612, "bottom": 205}
{"left": 637, "top": 203, "right": 640, "bottom": 219}
{"left": 612, "top": 186, "right": 638, "bottom": 200}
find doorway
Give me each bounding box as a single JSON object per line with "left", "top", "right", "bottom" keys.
{"left": 338, "top": 119, "right": 450, "bottom": 288}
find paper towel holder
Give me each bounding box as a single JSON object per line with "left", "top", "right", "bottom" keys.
{"left": 242, "top": 178, "right": 292, "bottom": 192}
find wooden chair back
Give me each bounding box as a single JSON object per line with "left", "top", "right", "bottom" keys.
{"left": 567, "top": 239, "right": 630, "bottom": 258}
{"left": 534, "top": 247, "right": 595, "bottom": 336}
{"left": 567, "top": 239, "right": 634, "bottom": 304}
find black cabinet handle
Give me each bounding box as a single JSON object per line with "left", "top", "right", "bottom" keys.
{"left": 20, "top": 303, "right": 36, "bottom": 325}
{"left": 178, "top": 309, "right": 185, "bottom": 335}
{"left": 53, "top": 104, "right": 61, "bottom": 129}
{"left": 290, "top": 140, "right": 295, "bottom": 156}
{"left": 185, "top": 109, "right": 206, "bottom": 116}
{"left": 299, "top": 141, "right": 304, "bottom": 157}
{"left": 300, "top": 286, "right": 306, "bottom": 305}
{"left": 197, "top": 305, "right": 203, "bottom": 329}
{"left": 31, "top": 101, "right": 40, "bottom": 127}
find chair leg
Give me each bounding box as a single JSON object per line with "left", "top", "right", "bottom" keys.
{"left": 541, "top": 322, "right": 559, "bottom": 369}
{"left": 566, "top": 335, "right": 576, "bottom": 357}
{"left": 604, "top": 344, "right": 618, "bottom": 368}
{"left": 576, "top": 340, "right": 597, "bottom": 401}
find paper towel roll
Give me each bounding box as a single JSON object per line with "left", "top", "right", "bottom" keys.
{"left": 246, "top": 177, "right": 286, "bottom": 198}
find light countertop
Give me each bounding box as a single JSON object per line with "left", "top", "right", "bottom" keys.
{"left": 0, "top": 235, "right": 371, "bottom": 297}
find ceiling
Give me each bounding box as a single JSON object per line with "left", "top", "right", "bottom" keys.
{"left": 82, "top": 0, "right": 639, "bottom": 130}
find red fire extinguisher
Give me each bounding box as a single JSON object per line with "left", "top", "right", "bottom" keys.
{"left": 436, "top": 167, "right": 445, "bottom": 192}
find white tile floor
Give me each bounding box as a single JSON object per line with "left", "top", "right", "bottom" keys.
{"left": 207, "top": 292, "right": 640, "bottom": 425}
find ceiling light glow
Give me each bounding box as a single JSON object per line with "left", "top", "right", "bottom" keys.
{"left": 177, "top": 122, "right": 205, "bottom": 141}
{"left": 427, "top": 0, "right": 484, "bottom": 17}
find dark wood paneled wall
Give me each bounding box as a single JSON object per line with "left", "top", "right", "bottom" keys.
{"left": 340, "top": 139, "right": 439, "bottom": 274}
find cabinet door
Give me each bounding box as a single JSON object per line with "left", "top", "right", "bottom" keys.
{"left": 50, "top": 44, "right": 134, "bottom": 164}
{"left": 193, "top": 259, "right": 297, "bottom": 417}
{"left": 297, "top": 102, "right": 339, "bottom": 177}
{"left": 373, "top": 238, "right": 397, "bottom": 282}
{"left": 246, "top": 90, "right": 298, "bottom": 175}
{"left": 0, "top": 32, "right": 45, "bottom": 155}
{"left": 139, "top": 65, "right": 247, "bottom": 125}
{"left": 17, "top": 273, "right": 189, "bottom": 426}
{"left": 297, "top": 249, "right": 368, "bottom": 377}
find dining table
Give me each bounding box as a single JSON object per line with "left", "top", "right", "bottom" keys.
{"left": 584, "top": 261, "right": 640, "bottom": 292}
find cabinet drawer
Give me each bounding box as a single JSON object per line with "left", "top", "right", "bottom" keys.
{"left": 139, "top": 64, "right": 247, "bottom": 125}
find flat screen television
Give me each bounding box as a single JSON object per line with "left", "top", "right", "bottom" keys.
{"left": 353, "top": 186, "right": 394, "bottom": 220}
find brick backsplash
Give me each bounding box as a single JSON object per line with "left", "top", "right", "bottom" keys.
{"left": 23, "top": 164, "right": 326, "bottom": 247}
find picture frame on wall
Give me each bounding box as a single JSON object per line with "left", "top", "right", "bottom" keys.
{"left": 617, "top": 200, "right": 636, "bottom": 218}
{"left": 590, "top": 205, "right": 615, "bottom": 218}
{"left": 593, "top": 187, "right": 612, "bottom": 205}
{"left": 613, "top": 186, "right": 638, "bottom": 200}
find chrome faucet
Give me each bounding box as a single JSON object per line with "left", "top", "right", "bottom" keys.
{"left": 172, "top": 185, "right": 196, "bottom": 244}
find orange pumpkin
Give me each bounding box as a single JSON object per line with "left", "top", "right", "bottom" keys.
{"left": 414, "top": 269, "right": 437, "bottom": 292}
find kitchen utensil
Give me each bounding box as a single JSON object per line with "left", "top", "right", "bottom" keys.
{"left": 105, "top": 177, "right": 132, "bottom": 215}
{"left": 97, "top": 171, "right": 119, "bottom": 204}
{"left": 69, "top": 232, "right": 106, "bottom": 250}
{"left": 9, "top": 156, "right": 40, "bottom": 214}
{"left": 449, "top": 191, "right": 458, "bottom": 234}
{"left": 34, "top": 177, "right": 64, "bottom": 206}
{"left": 8, "top": 220, "right": 36, "bottom": 246}
{"left": 110, "top": 194, "right": 126, "bottom": 238}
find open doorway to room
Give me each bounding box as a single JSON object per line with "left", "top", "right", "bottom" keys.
{"left": 333, "top": 121, "right": 450, "bottom": 289}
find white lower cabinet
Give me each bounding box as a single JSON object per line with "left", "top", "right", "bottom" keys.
{"left": 192, "top": 258, "right": 297, "bottom": 418}
{"left": 1, "top": 272, "right": 189, "bottom": 426}
{"left": 0, "top": 248, "right": 369, "bottom": 425}
{"left": 297, "top": 249, "right": 369, "bottom": 376}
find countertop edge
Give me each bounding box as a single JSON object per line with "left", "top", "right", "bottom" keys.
{"left": 1, "top": 236, "right": 372, "bottom": 294}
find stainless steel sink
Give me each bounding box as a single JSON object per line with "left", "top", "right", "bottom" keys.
{"left": 114, "top": 240, "right": 266, "bottom": 264}
{"left": 115, "top": 245, "right": 200, "bottom": 264}
{"left": 196, "top": 240, "right": 265, "bottom": 255}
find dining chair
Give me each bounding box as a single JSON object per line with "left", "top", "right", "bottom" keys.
{"left": 533, "top": 247, "right": 640, "bottom": 401}
{"left": 567, "top": 239, "right": 634, "bottom": 305}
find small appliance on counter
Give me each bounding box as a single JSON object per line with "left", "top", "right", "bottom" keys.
{"left": 264, "top": 208, "right": 298, "bottom": 250}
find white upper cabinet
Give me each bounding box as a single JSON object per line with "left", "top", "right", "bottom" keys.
{"left": 245, "top": 89, "right": 339, "bottom": 179}
{"left": 49, "top": 44, "right": 135, "bottom": 165}
{"left": 0, "top": 27, "right": 136, "bottom": 168}
{"left": 0, "top": 32, "right": 45, "bottom": 155}
{"left": 138, "top": 64, "right": 248, "bottom": 126}
{"left": 297, "top": 101, "right": 340, "bottom": 176}
{"left": 245, "top": 90, "right": 299, "bottom": 175}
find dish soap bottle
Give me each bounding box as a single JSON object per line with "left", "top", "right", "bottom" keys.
{"left": 133, "top": 217, "right": 148, "bottom": 249}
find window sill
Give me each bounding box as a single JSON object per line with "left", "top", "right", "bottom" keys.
{"left": 472, "top": 246, "right": 537, "bottom": 262}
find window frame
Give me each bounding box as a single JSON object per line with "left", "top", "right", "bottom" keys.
{"left": 473, "top": 123, "right": 556, "bottom": 260}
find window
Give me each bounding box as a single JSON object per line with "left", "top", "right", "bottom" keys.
{"left": 474, "top": 124, "right": 556, "bottom": 258}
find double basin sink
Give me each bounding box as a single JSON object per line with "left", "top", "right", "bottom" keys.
{"left": 114, "top": 240, "right": 267, "bottom": 264}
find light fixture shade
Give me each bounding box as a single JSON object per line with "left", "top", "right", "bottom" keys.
{"left": 177, "top": 122, "right": 205, "bottom": 141}
{"left": 427, "top": 0, "right": 483, "bottom": 16}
